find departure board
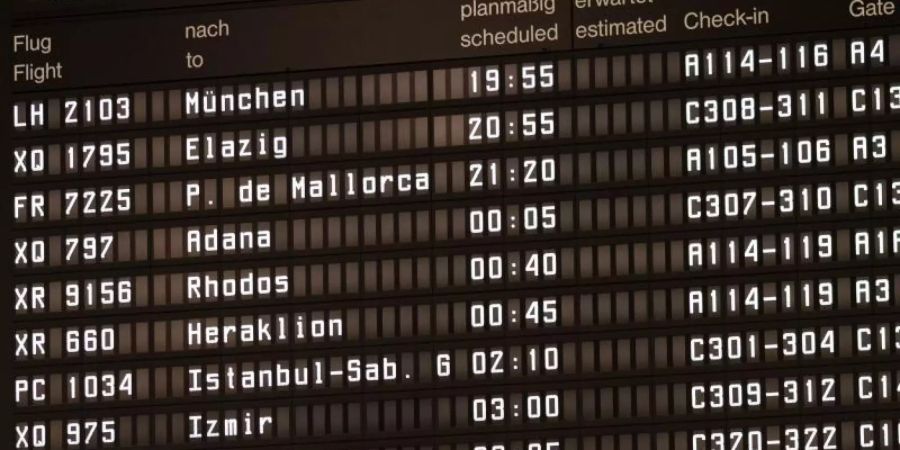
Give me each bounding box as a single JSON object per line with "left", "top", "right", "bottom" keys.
{"left": 7, "top": 0, "right": 900, "bottom": 449}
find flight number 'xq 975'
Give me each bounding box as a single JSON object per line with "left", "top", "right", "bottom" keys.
{"left": 15, "top": 420, "right": 116, "bottom": 449}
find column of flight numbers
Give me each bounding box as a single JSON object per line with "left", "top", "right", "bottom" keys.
{"left": 9, "top": 30, "right": 900, "bottom": 450}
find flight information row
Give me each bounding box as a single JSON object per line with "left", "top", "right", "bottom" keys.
{"left": 10, "top": 125, "right": 897, "bottom": 182}
{"left": 9, "top": 34, "right": 899, "bottom": 133}
{"left": 12, "top": 415, "right": 899, "bottom": 450}
{"left": 12, "top": 80, "right": 900, "bottom": 173}
{"left": 12, "top": 85, "right": 900, "bottom": 191}
{"left": 12, "top": 390, "right": 900, "bottom": 448}
{"left": 12, "top": 306, "right": 900, "bottom": 363}
{"left": 12, "top": 152, "right": 900, "bottom": 226}
{"left": 11, "top": 178, "right": 900, "bottom": 246}
{"left": 12, "top": 269, "right": 897, "bottom": 328}
{"left": 10, "top": 222, "right": 900, "bottom": 275}
{"left": 13, "top": 341, "right": 900, "bottom": 407}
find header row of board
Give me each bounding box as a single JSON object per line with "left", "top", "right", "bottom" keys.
{"left": 10, "top": 0, "right": 900, "bottom": 91}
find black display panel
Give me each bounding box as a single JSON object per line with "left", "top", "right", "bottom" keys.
{"left": 6, "top": 0, "right": 900, "bottom": 449}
